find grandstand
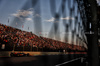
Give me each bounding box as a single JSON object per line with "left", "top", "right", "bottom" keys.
{"left": 0, "top": 23, "right": 87, "bottom": 52}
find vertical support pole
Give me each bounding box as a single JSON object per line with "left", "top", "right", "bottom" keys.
{"left": 87, "top": 0, "right": 99, "bottom": 66}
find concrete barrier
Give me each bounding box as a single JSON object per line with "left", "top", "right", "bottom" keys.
{"left": 0, "top": 51, "right": 64, "bottom": 57}
{"left": 0, "top": 51, "right": 86, "bottom": 57}
{"left": 0, "top": 51, "right": 10, "bottom": 57}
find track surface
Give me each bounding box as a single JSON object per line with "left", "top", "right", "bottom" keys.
{"left": 0, "top": 54, "right": 87, "bottom": 66}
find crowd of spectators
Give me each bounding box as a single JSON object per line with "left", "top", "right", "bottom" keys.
{"left": 0, "top": 23, "right": 87, "bottom": 52}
